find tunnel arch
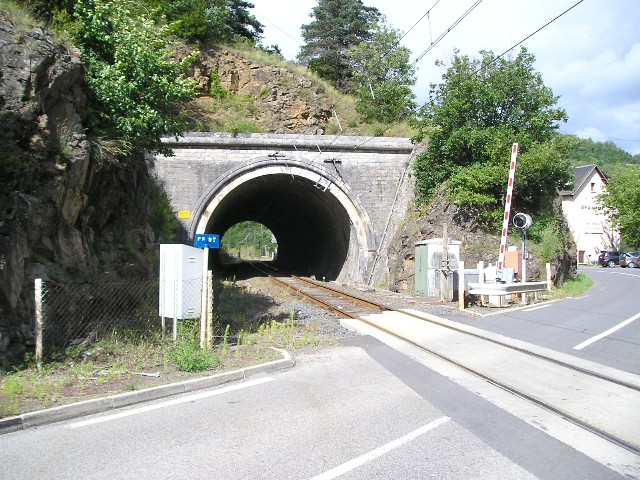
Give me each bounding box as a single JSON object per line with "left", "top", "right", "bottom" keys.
{"left": 191, "top": 158, "right": 376, "bottom": 282}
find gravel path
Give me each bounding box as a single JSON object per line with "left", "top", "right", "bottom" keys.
{"left": 238, "top": 276, "right": 487, "bottom": 341}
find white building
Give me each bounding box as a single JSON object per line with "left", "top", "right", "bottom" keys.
{"left": 561, "top": 165, "right": 619, "bottom": 265}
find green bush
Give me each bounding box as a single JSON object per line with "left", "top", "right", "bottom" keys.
{"left": 229, "top": 120, "right": 264, "bottom": 135}
{"left": 538, "top": 223, "right": 564, "bottom": 263}
{"left": 148, "top": 178, "right": 180, "bottom": 243}
{"left": 209, "top": 72, "right": 229, "bottom": 99}
{"left": 73, "top": 0, "right": 197, "bottom": 153}
{"left": 168, "top": 320, "right": 220, "bottom": 372}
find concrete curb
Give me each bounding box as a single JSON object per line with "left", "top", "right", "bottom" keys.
{"left": 0, "top": 349, "right": 295, "bottom": 435}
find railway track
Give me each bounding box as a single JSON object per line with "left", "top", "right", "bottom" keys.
{"left": 269, "top": 274, "right": 640, "bottom": 458}
{"left": 270, "top": 275, "right": 389, "bottom": 319}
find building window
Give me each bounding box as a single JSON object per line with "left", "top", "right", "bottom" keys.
{"left": 586, "top": 222, "right": 602, "bottom": 234}
{"left": 591, "top": 182, "right": 596, "bottom": 193}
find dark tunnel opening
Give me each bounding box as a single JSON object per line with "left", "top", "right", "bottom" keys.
{"left": 203, "top": 173, "right": 352, "bottom": 280}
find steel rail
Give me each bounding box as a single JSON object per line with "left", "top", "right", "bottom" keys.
{"left": 267, "top": 273, "right": 640, "bottom": 455}
{"left": 269, "top": 275, "right": 385, "bottom": 318}
{"left": 272, "top": 273, "right": 640, "bottom": 393}
{"left": 350, "top": 311, "right": 640, "bottom": 456}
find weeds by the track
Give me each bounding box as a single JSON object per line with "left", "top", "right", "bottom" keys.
{"left": 0, "top": 279, "right": 327, "bottom": 418}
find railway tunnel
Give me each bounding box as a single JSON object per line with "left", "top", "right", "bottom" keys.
{"left": 193, "top": 161, "right": 375, "bottom": 282}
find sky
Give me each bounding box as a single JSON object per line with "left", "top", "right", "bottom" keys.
{"left": 250, "top": 0, "right": 640, "bottom": 155}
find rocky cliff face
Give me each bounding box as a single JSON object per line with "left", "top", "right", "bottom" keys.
{"left": 386, "top": 187, "right": 577, "bottom": 295}
{"left": 183, "top": 47, "right": 333, "bottom": 134}
{"left": 0, "top": 16, "right": 336, "bottom": 370}
{"left": 0, "top": 13, "right": 154, "bottom": 370}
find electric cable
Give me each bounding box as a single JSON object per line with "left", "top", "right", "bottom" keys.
{"left": 410, "top": 0, "right": 484, "bottom": 68}
{"left": 398, "top": 0, "right": 441, "bottom": 43}
{"left": 472, "top": 0, "right": 587, "bottom": 75}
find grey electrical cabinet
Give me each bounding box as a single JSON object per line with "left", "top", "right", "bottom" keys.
{"left": 415, "top": 238, "right": 461, "bottom": 299}
{"left": 159, "top": 244, "right": 203, "bottom": 319}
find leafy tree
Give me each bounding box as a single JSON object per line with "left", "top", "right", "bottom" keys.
{"left": 599, "top": 164, "right": 640, "bottom": 249}
{"left": 298, "top": 0, "right": 380, "bottom": 91}
{"left": 515, "top": 137, "right": 575, "bottom": 213}
{"left": 345, "top": 22, "right": 416, "bottom": 123}
{"left": 412, "top": 48, "right": 570, "bottom": 225}
{"left": 73, "top": 0, "right": 197, "bottom": 153}
{"left": 444, "top": 138, "right": 573, "bottom": 226}
{"left": 221, "top": 221, "right": 275, "bottom": 258}
{"left": 17, "top": 0, "right": 263, "bottom": 45}
{"left": 143, "top": 0, "right": 263, "bottom": 44}
{"left": 563, "top": 135, "right": 637, "bottom": 174}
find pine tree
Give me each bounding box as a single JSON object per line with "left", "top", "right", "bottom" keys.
{"left": 297, "top": 0, "right": 380, "bottom": 91}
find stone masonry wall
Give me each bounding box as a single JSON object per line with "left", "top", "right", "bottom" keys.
{"left": 149, "top": 133, "right": 416, "bottom": 284}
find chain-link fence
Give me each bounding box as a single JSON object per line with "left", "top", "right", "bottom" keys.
{"left": 35, "top": 277, "right": 207, "bottom": 361}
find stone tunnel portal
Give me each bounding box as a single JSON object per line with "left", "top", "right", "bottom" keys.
{"left": 193, "top": 162, "right": 374, "bottom": 282}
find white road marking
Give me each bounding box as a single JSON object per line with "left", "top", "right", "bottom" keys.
{"left": 309, "top": 417, "right": 450, "bottom": 480}
{"left": 522, "top": 304, "right": 551, "bottom": 312}
{"left": 68, "top": 377, "right": 275, "bottom": 429}
{"left": 592, "top": 270, "right": 640, "bottom": 278}
{"left": 573, "top": 312, "right": 640, "bottom": 350}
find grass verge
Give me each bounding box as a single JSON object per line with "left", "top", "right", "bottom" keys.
{"left": 549, "top": 273, "right": 594, "bottom": 300}
{"left": 0, "top": 316, "right": 325, "bottom": 419}
{"left": 0, "top": 279, "right": 329, "bottom": 419}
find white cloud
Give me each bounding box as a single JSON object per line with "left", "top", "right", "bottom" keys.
{"left": 572, "top": 126, "right": 608, "bottom": 142}
{"left": 545, "top": 43, "right": 640, "bottom": 104}
{"left": 250, "top": 0, "right": 640, "bottom": 155}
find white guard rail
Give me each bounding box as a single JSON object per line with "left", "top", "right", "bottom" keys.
{"left": 467, "top": 280, "right": 549, "bottom": 307}
{"left": 467, "top": 281, "right": 548, "bottom": 296}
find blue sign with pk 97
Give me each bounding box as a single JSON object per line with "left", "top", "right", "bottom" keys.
{"left": 194, "top": 234, "right": 220, "bottom": 249}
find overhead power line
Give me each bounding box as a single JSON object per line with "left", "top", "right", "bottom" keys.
{"left": 473, "top": 0, "right": 587, "bottom": 74}
{"left": 253, "top": 11, "right": 304, "bottom": 48}
{"left": 398, "top": 0, "right": 442, "bottom": 43}
{"left": 410, "top": 0, "right": 484, "bottom": 68}
{"left": 570, "top": 132, "right": 640, "bottom": 145}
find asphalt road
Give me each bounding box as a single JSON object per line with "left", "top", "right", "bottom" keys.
{"left": 0, "top": 337, "right": 625, "bottom": 480}
{"left": 1, "top": 267, "right": 638, "bottom": 479}
{"left": 447, "top": 266, "right": 640, "bottom": 375}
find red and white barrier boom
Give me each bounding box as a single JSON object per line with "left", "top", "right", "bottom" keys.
{"left": 496, "top": 143, "right": 519, "bottom": 279}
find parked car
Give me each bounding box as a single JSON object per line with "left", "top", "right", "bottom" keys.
{"left": 598, "top": 251, "right": 623, "bottom": 267}
{"left": 619, "top": 251, "right": 640, "bottom": 268}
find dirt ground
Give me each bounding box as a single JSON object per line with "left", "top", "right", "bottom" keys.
{"left": 0, "top": 276, "right": 352, "bottom": 419}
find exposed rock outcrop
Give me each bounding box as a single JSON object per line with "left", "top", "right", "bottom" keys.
{"left": 386, "top": 186, "right": 577, "bottom": 296}
{"left": 0, "top": 14, "right": 154, "bottom": 370}
{"left": 184, "top": 47, "right": 332, "bottom": 134}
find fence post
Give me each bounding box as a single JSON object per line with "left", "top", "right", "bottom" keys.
{"left": 200, "top": 248, "right": 209, "bottom": 349}
{"left": 546, "top": 263, "right": 552, "bottom": 291}
{"left": 458, "top": 261, "right": 465, "bottom": 310}
{"left": 34, "top": 278, "right": 43, "bottom": 369}
{"left": 206, "top": 270, "right": 213, "bottom": 348}
{"left": 173, "top": 277, "right": 178, "bottom": 343}
{"left": 478, "top": 261, "right": 486, "bottom": 306}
